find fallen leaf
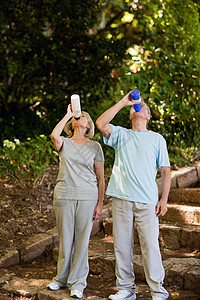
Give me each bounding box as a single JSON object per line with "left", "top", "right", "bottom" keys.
{"left": 171, "top": 292, "right": 179, "bottom": 296}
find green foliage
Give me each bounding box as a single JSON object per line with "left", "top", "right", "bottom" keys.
{"left": 92, "top": 0, "right": 200, "bottom": 164}
{"left": 0, "top": 0, "right": 129, "bottom": 141}
{"left": 0, "top": 135, "right": 58, "bottom": 185}
{"left": 169, "top": 144, "right": 200, "bottom": 170}
{"left": 137, "top": 0, "right": 200, "bottom": 147}
{"left": 0, "top": 0, "right": 199, "bottom": 172}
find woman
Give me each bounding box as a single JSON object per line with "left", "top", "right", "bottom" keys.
{"left": 48, "top": 104, "right": 105, "bottom": 299}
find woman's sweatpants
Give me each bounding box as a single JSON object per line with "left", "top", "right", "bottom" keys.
{"left": 53, "top": 199, "right": 97, "bottom": 292}
{"left": 112, "top": 198, "right": 169, "bottom": 300}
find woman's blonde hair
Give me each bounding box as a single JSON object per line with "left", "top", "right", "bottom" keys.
{"left": 64, "top": 111, "right": 95, "bottom": 139}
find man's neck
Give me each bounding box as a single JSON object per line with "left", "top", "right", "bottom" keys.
{"left": 131, "top": 120, "right": 148, "bottom": 132}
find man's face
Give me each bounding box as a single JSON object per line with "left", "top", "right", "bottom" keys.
{"left": 129, "top": 102, "right": 151, "bottom": 121}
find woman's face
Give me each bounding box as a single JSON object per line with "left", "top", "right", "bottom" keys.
{"left": 72, "top": 112, "right": 89, "bottom": 131}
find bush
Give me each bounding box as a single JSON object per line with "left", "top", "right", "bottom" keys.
{"left": 0, "top": 135, "right": 58, "bottom": 186}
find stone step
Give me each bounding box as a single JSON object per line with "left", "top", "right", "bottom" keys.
{"left": 89, "top": 253, "right": 200, "bottom": 291}
{"left": 3, "top": 272, "right": 200, "bottom": 299}
{"left": 103, "top": 203, "right": 200, "bottom": 226}
{"left": 169, "top": 188, "right": 200, "bottom": 206}
{"left": 2, "top": 276, "right": 107, "bottom": 300}
{"left": 163, "top": 204, "right": 200, "bottom": 225}
{"left": 156, "top": 166, "right": 200, "bottom": 196}
{"left": 1, "top": 199, "right": 199, "bottom": 270}
{"left": 170, "top": 166, "right": 199, "bottom": 189}
{"left": 0, "top": 207, "right": 112, "bottom": 269}
{"left": 1, "top": 201, "right": 199, "bottom": 270}
{"left": 159, "top": 224, "right": 200, "bottom": 250}
{"left": 103, "top": 218, "right": 200, "bottom": 251}
{"left": 2, "top": 233, "right": 200, "bottom": 299}
{"left": 52, "top": 237, "right": 200, "bottom": 292}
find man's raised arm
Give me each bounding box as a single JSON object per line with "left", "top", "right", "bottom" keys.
{"left": 96, "top": 92, "right": 137, "bottom": 138}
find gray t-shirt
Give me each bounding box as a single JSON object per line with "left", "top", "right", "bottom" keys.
{"left": 54, "top": 137, "right": 104, "bottom": 201}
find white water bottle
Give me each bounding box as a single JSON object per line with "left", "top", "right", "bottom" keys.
{"left": 71, "top": 94, "right": 81, "bottom": 119}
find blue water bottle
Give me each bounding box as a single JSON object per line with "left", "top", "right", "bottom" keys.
{"left": 131, "top": 90, "right": 142, "bottom": 112}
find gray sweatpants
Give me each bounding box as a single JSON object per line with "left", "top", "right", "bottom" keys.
{"left": 53, "top": 199, "right": 97, "bottom": 291}
{"left": 112, "top": 198, "right": 169, "bottom": 300}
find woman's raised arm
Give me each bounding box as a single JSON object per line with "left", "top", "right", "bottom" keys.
{"left": 51, "top": 104, "right": 73, "bottom": 151}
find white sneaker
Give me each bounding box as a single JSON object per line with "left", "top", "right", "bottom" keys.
{"left": 70, "top": 289, "right": 83, "bottom": 299}
{"left": 152, "top": 296, "right": 165, "bottom": 300}
{"left": 47, "top": 282, "right": 61, "bottom": 290}
{"left": 108, "top": 289, "right": 136, "bottom": 300}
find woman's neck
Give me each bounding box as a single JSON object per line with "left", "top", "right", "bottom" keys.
{"left": 73, "top": 131, "right": 86, "bottom": 139}
{"left": 72, "top": 128, "right": 89, "bottom": 142}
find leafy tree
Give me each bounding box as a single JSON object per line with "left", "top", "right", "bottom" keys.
{"left": 91, "top": 0, "right": 200, "bottom": 167}
{"left": 0, "top": 0, "right": 199, "bottom": 170}
{"left": 94, "top": 0, "right": 200, "bottom": 148}
{"left": 0, "top": 0, "right": 129, "bottom": 141}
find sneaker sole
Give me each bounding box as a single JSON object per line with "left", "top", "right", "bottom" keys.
{"left": 108, "top": 294, "right": 136, "bottom": 300}
{"left": 70, "top": 295, "right": 83, "bottom": 299}
{"left": 48, "top": 285, "right": 65, "bottom": 291}
{"left": 48, "top": 287, "right": 60, "bottom": 291}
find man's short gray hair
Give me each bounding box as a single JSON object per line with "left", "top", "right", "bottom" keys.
{"left": 142, "top": 101, "right": 151, "bottom": 116}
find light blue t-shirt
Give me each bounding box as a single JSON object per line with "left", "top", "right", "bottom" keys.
{"left": 103, "top": 125, "right": 170, "bottom": 205}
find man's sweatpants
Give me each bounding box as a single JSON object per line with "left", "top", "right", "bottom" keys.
{"left": 53, "top": 199, "right": 97, "bottom": 291}
{"left": 112, "top": 198, "right": 169, "bottom": 300}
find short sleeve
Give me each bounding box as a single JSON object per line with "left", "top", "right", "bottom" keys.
{"left": 58, "top": 136, "right": 66, "bottom": 153}
{"left": 95, "top": 142, "right": 104, "bottom": 162}
{"left": 103, "top": 124, "right": 121, "bottom": 149}
{"left": 157, "top": 136, "right": 170, "bottom": 169}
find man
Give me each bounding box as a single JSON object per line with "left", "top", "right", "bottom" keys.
{"left": 96, "top": 91, "right": 171, "bottom": 300}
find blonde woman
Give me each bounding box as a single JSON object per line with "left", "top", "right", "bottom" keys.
{"left": 48, "top": 104, "right": 105, "bottom": 299}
